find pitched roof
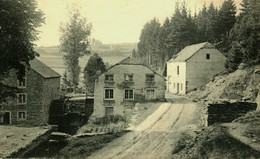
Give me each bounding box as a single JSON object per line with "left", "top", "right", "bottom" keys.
{"left": 106, "top": 63, "right": 165, "bottom": 80}
{"left": 169, "top": 42, "right": 214, "bottom": 62}
{"left": 29, "top": 58, "right": 61, "bottom": 78}
{"left": 118, "top": 56, "right": 141, "bottom": 65}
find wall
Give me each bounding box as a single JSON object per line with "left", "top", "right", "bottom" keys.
{"left": 167, "top": 62, "right": 186, "bottom": 95}
{"left": 1, "top": 69, "right": 60, "bottom": 126}
{"left": 42, "top": 77, "right": 60, "bottom": 125}
{"left": 186, "top": 48, "right": 226, "bottom": 92}
{"left": 207, "top": 102, "right": 257, "bottom": 125}
{"left": 93, "top": 64, "right": 165, "bottom": 119}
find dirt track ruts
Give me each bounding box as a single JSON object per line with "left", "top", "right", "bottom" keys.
{"left": 88, "top": 101, "right": 198, "bottom": 159}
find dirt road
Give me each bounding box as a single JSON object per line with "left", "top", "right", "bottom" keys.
{"left": 88, "top": 101, "right": 199, "bottom": 159}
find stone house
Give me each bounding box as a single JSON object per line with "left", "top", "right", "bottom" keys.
{"left": 93, "top": 63, "right": 166, "bottom": 121}
{"left": 0, "top": 58, "right": 61, "bottom": 126}
{"left": 167, "top": 42, "right": 226, "bottom": 95}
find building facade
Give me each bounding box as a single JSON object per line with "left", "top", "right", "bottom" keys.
{"left": 93, "top": 63, "right": 165, "bottom": 121}
{"left": 0, "top": 59, "right": 60, "bottom": 126}
{"left": 167, "top": 42, "right": 226, "bottom": 95}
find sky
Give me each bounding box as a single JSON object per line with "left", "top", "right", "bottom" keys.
{"left": 35, "top": 0, "right": 242, "bottom": 46}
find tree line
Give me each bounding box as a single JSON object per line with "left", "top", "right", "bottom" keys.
{"left": 134, "top": 0, "right": 259, "bottom": 73}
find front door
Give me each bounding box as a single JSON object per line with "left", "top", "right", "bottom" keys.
{"left": 3, "top": 112, "right": 11, "bottom": 124}
{"left": 177, "top": 83, "right": 179, "bottom": 94}
{"left": 146, "top": 89, "right": 155, "bottom": 100}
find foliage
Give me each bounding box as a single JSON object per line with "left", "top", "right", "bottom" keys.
{"left": 226, "top": 0, "right": 260, "bottom": 71}
{"left": 133, "top": 0, "right": 258, "bottom": 73}
{"left": 0, "top": 0, "right": 44, "bottom": 101}
{"left": 60, "top": 10, "right": 92, "bottom": 90}
{"left": 84, "top": 53, "right": 106, "bottom": 94}
{"left": 225, "top": 42, "right": 244, "bottom": 72}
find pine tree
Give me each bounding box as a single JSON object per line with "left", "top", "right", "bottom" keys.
{"left": 216, "top": 0, "right": 236, "bottom": 39}
{"left": 229, "top": 0, "right": 260, "bottom": 63}
{"left": 225, "top": 41, "right": 244, "bottom": 72}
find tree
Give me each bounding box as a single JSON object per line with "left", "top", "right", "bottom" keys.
{"left": 0, "top": 0, "right": 44, "bottom": 102}
{"left": 84, "top": 53, "right": 106, "bottom": 94}
{"left": 137, "top": 18, "right": 161, "bottom": 66}
{"left": 216, "top": 0, "right": 236, "bottom": 39}
{"left": 225, "top": 41, "right": 244, "bottom": 72}
{"left": 60, "top": 10, "right": 91, "bottom": 91}
{"left": 206, "top": 3, "right": 218, "bottom": 43}
{"left": 229, "top": 0, "right": 260, "bottom": 64}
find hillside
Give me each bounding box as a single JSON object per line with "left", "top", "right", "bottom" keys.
{"left": 34, "top": 44, "right": 136, "bottom": 86}
{"left": 188, "top": 64, "right": 260, "bottom": 103}
{"left": 173, "top": 64, "right": 260, "bottom": 158}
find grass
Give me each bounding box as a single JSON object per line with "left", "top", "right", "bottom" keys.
{"left": 171, "top": 126, "right": 260, "bottom": 159}
{"left": 57, "top": 131, "right": 126, "bottom": 158}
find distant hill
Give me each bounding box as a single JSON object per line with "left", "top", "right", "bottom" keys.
{"left": 34, "top": 43, "right": 136, "bottom": 87}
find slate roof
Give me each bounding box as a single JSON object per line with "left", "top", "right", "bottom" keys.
{"left": 30, "top": 58, "right": 61, "bottom": 78}
{"left": 169, "top": 42, "right": 214, "bottom": 62}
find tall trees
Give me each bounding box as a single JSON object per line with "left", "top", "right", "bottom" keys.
{"left": 60, "top": 10, "right": 91, "bottom": 91}
{"left": 216, "top": 0, "right": 236, "bottom": 42}
{"left": 0, "top": 0, "right": 44, "bottom": 101}
{"left": 137, "top": 18, "right": 161, "bottom": 66}
{"left": 226, "top": 0, "right": 260, "bottom": 71}
{"left": 134, "top": 0, "right": 257, "bottom": 73}
{"left": 84, "top": 53, "right": 106, "bottom": 94}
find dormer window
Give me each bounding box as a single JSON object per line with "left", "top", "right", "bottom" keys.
{"left": 17, "top": 78, "right": 26, "bottom": 88}
{"left": 146, "top": 74, "right": 155, "bottom": 82}
{"left": 105, "top": 74, "right": 114, "bottom": 82}
{"left": 124, "top": 74, "right": 133, "bottom": 82}
{"left": 206, "top": 54, "right": 210, "bottom": 60}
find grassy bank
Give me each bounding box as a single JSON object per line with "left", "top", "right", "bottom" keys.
{"left": 57, "top": 131, "right": 126, "bottom": 158}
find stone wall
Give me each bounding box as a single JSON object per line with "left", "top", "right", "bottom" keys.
{"left": 1, "top": 69, "right": 60, "bottom": 126}
{"left": 207, "top": 102, "right": 257, "bottom": 125}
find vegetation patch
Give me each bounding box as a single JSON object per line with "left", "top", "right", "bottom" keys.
{"left": 57, "top": 131, "right": 126, "bottom": 158}
{"left": 171, "top": 126, "right": 260, "bottom": 159}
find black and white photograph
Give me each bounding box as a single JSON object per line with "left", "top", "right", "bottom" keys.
{"left": 0, "top": 0, "right": 259, "bottom": 158}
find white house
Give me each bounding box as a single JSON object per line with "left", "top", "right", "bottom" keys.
{"left": 167, "top": 42, "right": 226, "bottom": 95}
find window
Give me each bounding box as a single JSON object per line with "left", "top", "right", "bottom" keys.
{"left": 105, "top": 74, "right": 114, "bottom": 82}
{"left": 177, "top": 66, "right": 179, "bottom": 75}
{"left": 124, "top": 74, "right": 133, "bottom": 81}
{"left": 17, "top": 93, "right": 27, "bottom": 104}
{"left": 146, "top": 89, "right": 155, "bottom": 100}
{"left": 104, "top": 89, "right": 114, "bottom": 99}
{"left": 125, "top": 89, "right": 134, "bottom": 100}
{"left": 173, "top": 83, "right": 175, "bottom": 89}
{"left": 146, "top": 74, "right": 155, "bottom": 82}
{"left": 105, "top": 107, "right": 114, "bottom": 116}
{"left": 17, "top": 78, "right": 26, "bottom": 88}
{"left": 206, "top": 54, "right": 210, "bottom": 59}
{"left": 181, "top": 84, "right": 183, "bottom": 90}
{"left": 18, "top": 111, "right": 26, "bottom": 120}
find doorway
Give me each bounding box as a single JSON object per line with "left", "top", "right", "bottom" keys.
{"left": 3, "top": 112, "right": 11, "bottom": 124}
